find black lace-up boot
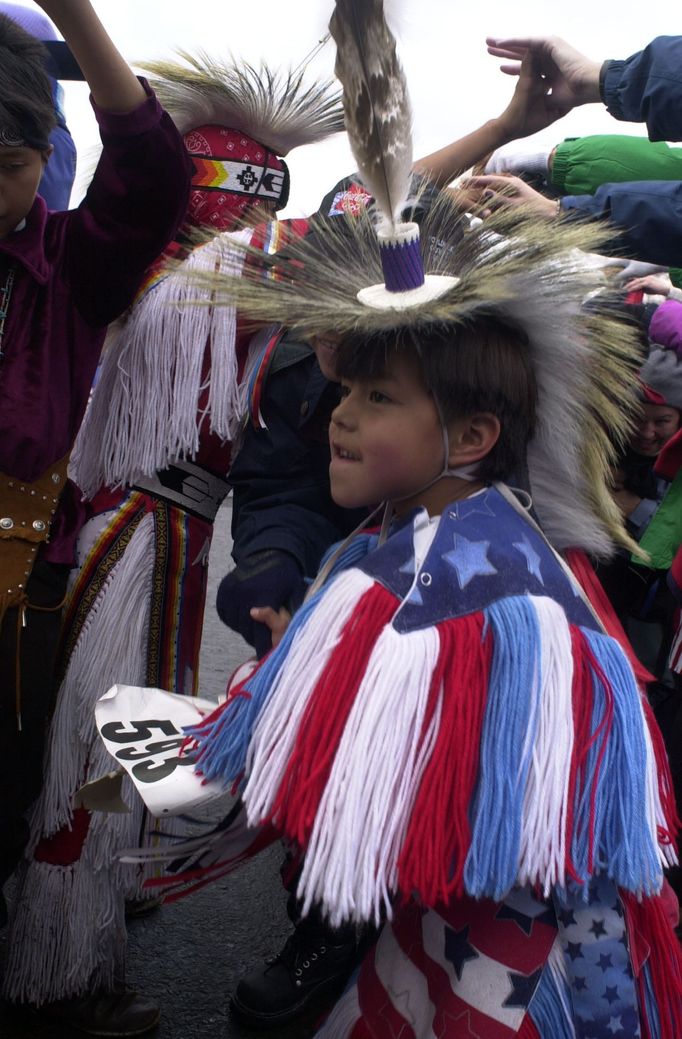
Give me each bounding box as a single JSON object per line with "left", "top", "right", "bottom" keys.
{"left": 231, "top": 915, "right": 364, "bottom": 1029}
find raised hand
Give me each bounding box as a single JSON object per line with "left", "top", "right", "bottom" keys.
{"left": 487, "top": 36, "right": 602, "bottom": 120}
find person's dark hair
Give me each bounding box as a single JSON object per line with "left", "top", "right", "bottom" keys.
{"left": 335, "top": 316, "right": 537, "bottom": 481}
{"left": 0, "top": 14, "right": 55, "bottom": 149}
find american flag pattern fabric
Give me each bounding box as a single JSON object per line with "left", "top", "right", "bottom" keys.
{"left": 317, "top": 880, "right": 643, "bottom": 1039}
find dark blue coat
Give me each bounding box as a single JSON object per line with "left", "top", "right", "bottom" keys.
{"left": 562, "top": 37, "right": 682, "bottom": 265}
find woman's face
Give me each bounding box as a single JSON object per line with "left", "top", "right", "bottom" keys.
{"left": 631, "top": 403, "right": 681, "bottom": 457}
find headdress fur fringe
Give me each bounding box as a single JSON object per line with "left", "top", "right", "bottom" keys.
{"left": 139, "top": 51, "right": 344, "bottom": 154}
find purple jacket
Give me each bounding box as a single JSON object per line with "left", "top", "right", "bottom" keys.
{"left": 0, "top": 82, "right": 191, "bottom": 564}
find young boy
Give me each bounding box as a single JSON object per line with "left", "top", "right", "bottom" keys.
{"left": 0, "top": 0, "right": 189, "bottom": 1026}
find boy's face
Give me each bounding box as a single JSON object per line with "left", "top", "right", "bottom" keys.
{"left": 329, "top": 356, "right": 445, "bottom": 512}
{"left": 0, "top": 146, "right": 48, "bottom": 239}
{"left": 631, "top": 402, "right": 680, "bottom": 457}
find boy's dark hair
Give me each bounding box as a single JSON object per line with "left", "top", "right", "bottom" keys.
{"left": 0, "top": 14, "right": 55, "bottom": 149}
{"left": 335, "top": 316, "right": 537, "bottom": 482}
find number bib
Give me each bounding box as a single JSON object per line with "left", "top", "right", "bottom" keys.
{"left": 96, "top": 684, "right": 227, "bottom": 815}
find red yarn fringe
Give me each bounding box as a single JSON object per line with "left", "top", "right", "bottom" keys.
{"left": 622, "top": 890, "right": 682, "bottom": 1039}
{"left": 396, "top": 612, "right": 490, "bottom": 905}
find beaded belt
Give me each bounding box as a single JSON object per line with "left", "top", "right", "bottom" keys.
{"left": 133, "top": 458, "right": 230, "bottom": 522}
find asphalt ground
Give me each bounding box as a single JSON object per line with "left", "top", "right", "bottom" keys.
{"left": 0, "top": 503, "right": 320, "bottom": 1039}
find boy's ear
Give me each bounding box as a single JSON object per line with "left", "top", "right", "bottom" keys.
{"left": 41, "top": 145, "right": 54, "bottom": 166}
{"left": 447, "top": 412, "right": 501, "bottom": 467}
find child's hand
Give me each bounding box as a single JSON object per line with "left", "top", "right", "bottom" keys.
{"left": 249, "top": 606, "right": 292, "bottom": 651}
{"left": 625, "top": 274, "right": 672, "bottom": 297}
{"left": 464, "top": 174, "right": 558, "bottom": 219}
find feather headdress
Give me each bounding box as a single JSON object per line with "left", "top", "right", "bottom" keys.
{"left": 184, "top": 194, "right": 642, "bottom": 558}
{"left": 169, "top": 0, "right": 641, "bottom": 558}
{"left": 139, "top": 51, "right": 344, "bottom": 155}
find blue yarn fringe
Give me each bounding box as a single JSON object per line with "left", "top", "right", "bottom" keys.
{"left": 464, "top": 595, "right": 541, "bottom": 899}
{"left": 462, "top": 596, "right": 661, "bottom": 900}
{"left": 528, "top": 958, "right": 576, "bottom": 1039}
{"left": 581, "top": 630, "right": 661, "bottom": 894}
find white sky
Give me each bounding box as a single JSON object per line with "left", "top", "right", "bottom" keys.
{"left": 18, "top": 0, "right": 679, "bottom": 216}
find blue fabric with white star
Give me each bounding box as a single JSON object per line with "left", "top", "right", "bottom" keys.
{"left": 359, "top": 487, "right": 596, "bottom": 633}
{"left": 555, "top": 876, "right": 641, "bottom": 1039}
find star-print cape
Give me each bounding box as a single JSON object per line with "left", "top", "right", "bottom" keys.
{"left": 184, "top": 485, "right": 682, "bottom": 1035}
{"left": 189, "top": 487, "right": 676, "bottom": 914}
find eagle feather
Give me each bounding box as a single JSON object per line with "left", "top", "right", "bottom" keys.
{"left": 329, "top": 0, "right": 413, "bottom": 232}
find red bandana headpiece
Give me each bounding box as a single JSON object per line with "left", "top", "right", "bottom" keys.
{"left": 183, "top": 124, "right": 290, "bottom": 232}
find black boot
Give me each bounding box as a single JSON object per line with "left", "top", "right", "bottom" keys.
{"left": 231, "top": 917, "right": 363, "bottom": 1029}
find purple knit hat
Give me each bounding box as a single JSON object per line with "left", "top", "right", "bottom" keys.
{"left": 649, "top": 299, "right": 682, "bottom": 358}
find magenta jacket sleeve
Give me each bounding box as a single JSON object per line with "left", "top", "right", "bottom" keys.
{"left": 64, "top": 79, "right": 191, "bottom": 326}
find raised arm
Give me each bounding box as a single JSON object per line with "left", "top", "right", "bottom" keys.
{"left": 415, "top": 51, "right": 564, "bottom": 188}
{"left": 34, "top": 0, "right": 146, "bottom": 112}
{"left": 487, "top": 34, "right": 682, "bottom": 143}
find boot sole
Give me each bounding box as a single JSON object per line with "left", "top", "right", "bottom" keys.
{"left": 231, "top": 975, "right": 347, "bottom": 1030}
{"left": 36, "top": 1005, "right": 161, "bottom": 1037}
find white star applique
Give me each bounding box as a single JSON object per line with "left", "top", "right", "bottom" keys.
{"left": 513, "top": 536, "right": 544, "bottom": 584}
{"left": 443, "top": 535, "right": 497, "bottom": 590}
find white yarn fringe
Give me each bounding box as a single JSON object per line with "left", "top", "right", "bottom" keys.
{"left": 3, "top": 857, "right": 124, "bottom": 1005}
{"left": 8, "top": 509, "right": 179, "bottom": 1001}
{"left": 72, "top": 230, "right": 251, "bottom": 499}
{"left": 517, "top": 597, "right": 575, "bottom": 895}
{"left": 243, "top": 569, "right": 376, "bottom": 823}
{"left": 545, "top": 936, "right": 577, "bottom": 1035}
{"left": 30, "top": 511, "right": 155, "bottom": 845}
{"left": 298, "top": 624, "right": 440, "bottom": 927}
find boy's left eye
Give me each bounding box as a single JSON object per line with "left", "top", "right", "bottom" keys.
{"left": 369, "top": 389, "right": 392, "bottom": 404}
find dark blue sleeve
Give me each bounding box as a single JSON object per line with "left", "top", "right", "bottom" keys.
{"left": 602, "top": 36, "right": 682, "bottom": 141}
{"left": 561, "top": 180, "right": 682, "bottom": 266}
{"left": 232, "top": 502, "right": 355, "bottom": 578}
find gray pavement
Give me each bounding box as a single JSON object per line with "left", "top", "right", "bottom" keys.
{"left": 0, "top": 503, "right": 318, "bottom": 1039}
